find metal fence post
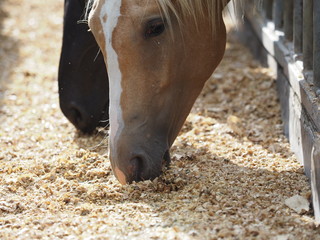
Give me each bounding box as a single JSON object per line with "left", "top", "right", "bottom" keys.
{"left": 273, "top": 0, "right": 284, "bottom": 29}
{"left": 294, "top": 0, "right": 303, "bottom": 54}
{"left": 284, "top": 0, "right": 294, "bottom": 41}
{"left": 264, "top": 0, "right": 274, "bottom": 20}
{"left": 303, "top": 0, "right": 313, "bottom": 71}
{"left": 314, "top": 0, "right": 320, "bottom": 90}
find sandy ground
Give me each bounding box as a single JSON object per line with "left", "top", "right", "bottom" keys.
{"left": 0, "top": 0, "right": 320, "bottom": 239}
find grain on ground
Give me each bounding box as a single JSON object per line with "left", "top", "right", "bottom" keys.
{"left": 0, "top": 0, "right": 319, "bottom": 239}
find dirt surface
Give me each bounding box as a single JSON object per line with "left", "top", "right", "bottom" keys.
{"left": 0, "top": 0, "right": 319, "bottom": 239}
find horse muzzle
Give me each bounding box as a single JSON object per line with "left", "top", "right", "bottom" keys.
{"left": 110, "top": 136, "right": 171, "bottom": 184}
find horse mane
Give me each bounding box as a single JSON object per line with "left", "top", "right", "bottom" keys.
{"left": 85, "top": 0, "right": 249, "bottom": 32}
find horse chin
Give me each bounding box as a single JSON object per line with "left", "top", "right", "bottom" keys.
{"left": 73, "top": 114, "right": 102, "bottom": 134}
{"left": 162, "top": 149, "right": 171, "bottom": 168}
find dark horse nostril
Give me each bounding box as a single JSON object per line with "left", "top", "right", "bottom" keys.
{"left": 129, "top": 157, "right": 143, "bottom": 182}
{"left": 69, "top": 107, "right": 82, "bottom": 126}
{"left": 67, "top": 102, "right": 93, "bottom": 133}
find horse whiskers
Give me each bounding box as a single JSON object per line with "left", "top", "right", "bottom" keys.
{"left": 94, "top": 49, "right": 102, "bottom": 62}
{"left": 99, "top": 118, "right": 109, "bottom": 123}
{"left": 86, "top": 127, "right": 109, "bottom": 152}
{"left": 77, "top": 19, "right": 88, "bottom": 24}
{"left": 83, "top": 122, "right": 110, "bottom": 152}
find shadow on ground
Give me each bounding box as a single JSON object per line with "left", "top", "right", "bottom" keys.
{"left": 0, "top": 0, "right": 20, "bottom": 114}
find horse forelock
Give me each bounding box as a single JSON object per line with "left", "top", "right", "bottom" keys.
{"left": 85, "top": 0, "right": 253, "bottom": 34}
{"left": 157, "top": 0, "right": 229, "bottom": 30}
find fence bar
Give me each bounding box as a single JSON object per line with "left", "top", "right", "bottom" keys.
{"left": 273, "top": 0, "right": 284, "bottom": 29}
{"left": 314, "top": 0, "right": 320, "bottom": 89}
{"left": 284, "top": 0, "right": 294, "bottom": 41}
{"left": 264, "top": 0, "right": 274, "bottom": 20}
{"left": 303, "top": 0, "right": 313, "bottom": 71}
{"left": 294, "top": 0, "right": 303, "bottom": 53}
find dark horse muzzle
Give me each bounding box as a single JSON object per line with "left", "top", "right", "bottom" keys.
{"left": 58, "top": 0, "right": 109, "bottom": 133}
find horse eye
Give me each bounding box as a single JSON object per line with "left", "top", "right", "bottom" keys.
{"left": 145, "top": 19, "right": 165, "bottom": 38}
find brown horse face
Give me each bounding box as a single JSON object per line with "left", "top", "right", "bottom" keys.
{"left": 89, "top": 0, "right": 227, "bottom": 184}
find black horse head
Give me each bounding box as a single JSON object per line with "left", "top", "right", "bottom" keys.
{"left": 58, "top": 0, "right": 109, "bottom": 133}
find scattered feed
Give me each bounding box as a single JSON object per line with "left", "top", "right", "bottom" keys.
{"left": 0, "top": 0, "right": 319, "bottom": 239}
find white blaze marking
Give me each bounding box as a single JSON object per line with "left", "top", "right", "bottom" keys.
{"left": 99, "top": 0, "right": 123, "bottom": 151}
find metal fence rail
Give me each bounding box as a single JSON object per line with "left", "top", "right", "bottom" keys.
{"left": 242, "top": 0, "right": 320, "bottom": 223}
{"left": 258, "top": 0, "right": 320, "bottom": 93}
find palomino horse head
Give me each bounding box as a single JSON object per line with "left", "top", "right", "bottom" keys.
{"left": 59, "top": 0, "right": 109, "bottom": 133}
{"left": 88, "top": 0, "right": 231, "bottom": 184}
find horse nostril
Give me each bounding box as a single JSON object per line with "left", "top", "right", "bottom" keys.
{"left": 69, "top": 106, "right": 83, "bottom": 126}
{"left": 129, "top": 157, "right": 143, "bottom": 183}
{"left": 67, "top": 102, "right": 93, "bottom": 133}
{"left": 126, "top": 151, "right": 170, "bottom": 183}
